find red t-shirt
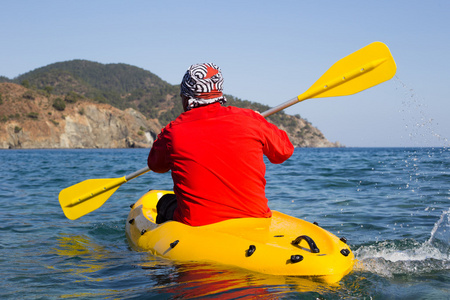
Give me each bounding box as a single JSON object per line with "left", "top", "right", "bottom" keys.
{"left": 147, "top": 102, "right": 294, "bottom": 226}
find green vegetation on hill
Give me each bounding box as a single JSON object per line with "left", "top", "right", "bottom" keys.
{"left": 0, "top": 76, "right": 11, "bottom": 83}
{"left": 13, "top": 60, "right": 182, "bottom": 125}
{"left": 7, "top": 60, "right": 302, "bottom": 131}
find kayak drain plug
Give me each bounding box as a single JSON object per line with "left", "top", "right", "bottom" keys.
{"left": 290, "top": 255, "right": 303, "bottom": 263}
{"left": 170, "top": 240, "right": 179, "bottom": 248}
{"left": 246, "top": 245, "right": 256, "bottom": 257}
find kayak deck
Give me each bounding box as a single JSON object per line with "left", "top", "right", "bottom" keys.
{"left": 126, "top": 190, "right": 354, "bottom": 283}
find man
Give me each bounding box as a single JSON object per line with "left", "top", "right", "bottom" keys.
{"left": 148, "top": 63, "right": 294, "bottom": 226}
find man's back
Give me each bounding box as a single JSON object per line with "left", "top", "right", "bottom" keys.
{"left": 148, "top": 102, "right": 293, "bottom": 226}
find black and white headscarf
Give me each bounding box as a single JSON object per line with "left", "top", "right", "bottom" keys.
{"left": 180, "top": 63, "right": 227, "bottom": 110}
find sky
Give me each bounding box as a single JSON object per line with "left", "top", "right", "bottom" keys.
{"left": 1, "top": 0, "right": 449, "bottom": 147}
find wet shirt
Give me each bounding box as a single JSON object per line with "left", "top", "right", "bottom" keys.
{"left": 148, "top": 102, "right": 294, "bottom": 226}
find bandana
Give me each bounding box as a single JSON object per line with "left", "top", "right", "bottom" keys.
{"left": 180, "top": 63, "right": 227, "bottom": 110}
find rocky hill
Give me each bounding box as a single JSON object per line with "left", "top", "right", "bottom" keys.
{"left": 0, "top": 61, "right": 341, "bottom": 149}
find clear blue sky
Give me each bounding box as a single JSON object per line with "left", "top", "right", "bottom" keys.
{"left": 1, "top": 0, "right": 449, "bottom": 147}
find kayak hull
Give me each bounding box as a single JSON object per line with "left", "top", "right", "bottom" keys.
{"left": 126, "top": 190, "right": 354, "bottom": 283}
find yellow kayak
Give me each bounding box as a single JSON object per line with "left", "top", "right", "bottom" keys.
{"left": 126, "top": 190, "right": 354, "bottom": 283}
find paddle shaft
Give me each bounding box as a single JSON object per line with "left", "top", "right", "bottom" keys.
{"left": 126, "top": 166, "right": 150, "bottom": 181}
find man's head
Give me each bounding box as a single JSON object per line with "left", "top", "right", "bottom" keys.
{"left": 180, "top": 63, "right": 227, "bottom": 111}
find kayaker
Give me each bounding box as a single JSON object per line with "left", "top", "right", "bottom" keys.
{"left": 148, "top": 63, "right": 294, "bottom": 226}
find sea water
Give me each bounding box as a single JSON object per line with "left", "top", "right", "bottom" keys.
{"left": 0, "top": 147, "right": 448, "bottom": 299}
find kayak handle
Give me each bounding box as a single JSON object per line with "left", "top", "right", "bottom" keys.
{"left": 291, "top": 235, "right": 320, "bottom": 253}
{"left": 246, "top": 245, "right": 256, "bottom": 257}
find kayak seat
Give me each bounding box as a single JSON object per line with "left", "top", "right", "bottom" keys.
{"left": 156, "top": 193, "right": 177, "bottom": 224}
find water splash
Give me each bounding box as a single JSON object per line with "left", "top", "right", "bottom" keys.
{"left": 394, "top": 76, "right": 449, "bottom": 148}
{"left": 428, "top": 208, "right": 450, "bottom": 250}
{"left": 354, "top": 209, "right": 450, "bottom": 277}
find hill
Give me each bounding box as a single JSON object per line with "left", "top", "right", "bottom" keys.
{"left": 0, "top": 61, "right": 341, "bottom": 149}
{"left": 12, "top": 60, "right": 181, "bottom": 125}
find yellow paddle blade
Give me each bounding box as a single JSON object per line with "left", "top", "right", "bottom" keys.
{"left": 261, "top": 42, "right": 396, "bottom": 117}
{"left": 298, "top": 41, "right": 397, "bottom": 101}
{"left": 59, "top": 177, "right": 127, "bottom": 220}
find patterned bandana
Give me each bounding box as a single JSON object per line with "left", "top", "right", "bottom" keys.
{"left": 180, "top": 63, "right": 227, "bottom": 110}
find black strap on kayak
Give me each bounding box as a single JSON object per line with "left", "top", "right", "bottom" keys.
{"left": 291, "top": 235, "right": 320, "bottom": 253}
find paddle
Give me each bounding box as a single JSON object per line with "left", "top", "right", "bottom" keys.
{"left": 59, "top": 41, "right": 396, "bottom": 220}
{"left": 261, "top": 41, "right": 396, "bottom": 117}
{"left": 59, "top": 167, "right": 150, "bottom": 220}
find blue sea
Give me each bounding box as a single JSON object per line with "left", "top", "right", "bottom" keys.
{"left": 0, "top": 147, "right": 448, "bottom": 299}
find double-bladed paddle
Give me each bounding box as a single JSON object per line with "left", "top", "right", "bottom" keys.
{"left": 59, "top": 41, "right": 397, "bottom": 220}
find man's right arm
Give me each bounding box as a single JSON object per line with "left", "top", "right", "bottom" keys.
{"left": 147, "top": 131, "right": 171, "bottom": 173}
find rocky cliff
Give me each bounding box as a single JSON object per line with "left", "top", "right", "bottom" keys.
{"left": 0, "top": 83, "right": 340, "bottom": 149}
{"left": 0, "top": 83, "right": 161, "bottom": 149}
